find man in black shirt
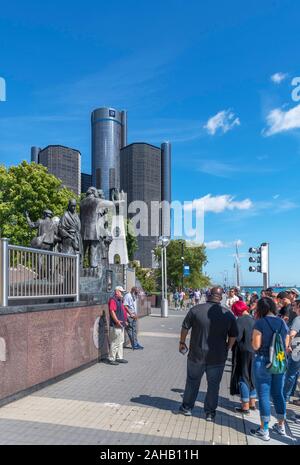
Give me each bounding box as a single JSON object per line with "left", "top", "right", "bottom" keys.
{"left": 177, "top": 287, "right": 238, "bottom": 421}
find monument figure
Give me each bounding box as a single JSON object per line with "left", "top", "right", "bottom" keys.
{"left": 80, "top": 187, "right": 102, "bottom": 268}
{"left": 25, "top": 209, "right": 56, "bottom": 251}
{"left": 58, "top": 199, "right": 82, "bottom": 255}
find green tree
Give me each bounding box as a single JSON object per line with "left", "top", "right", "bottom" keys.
{"left": 155, "top": 239, "right": 211, "bottom": 290}
{"left": 125, "top": 218, "right": 138, "bottom": 262}
{"left": 132, "top": 261, "right": 158, "bottom": 293}
{"left": 0, "top": 161, "right": 78, "bottom": 246}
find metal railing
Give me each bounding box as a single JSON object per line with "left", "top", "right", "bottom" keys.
{"left": 0, "top": 238, "right": 80, "bottom": 306}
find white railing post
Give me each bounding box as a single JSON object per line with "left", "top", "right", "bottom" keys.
{"left": 76, "top": 252, "right": 80, "bottom": 302}
{"left": 0, "top": 238, "right": 9, "bottom": 307}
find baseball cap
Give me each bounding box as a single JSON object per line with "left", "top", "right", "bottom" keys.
{"left": 289, "top": 288, "right": 300, "bottom": 297}
{"left": 115, "top": 286, "right": 126, "bottom": 292}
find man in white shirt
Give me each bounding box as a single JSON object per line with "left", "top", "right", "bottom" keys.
{"left": 226, "top": 288, "right": 239, "bottom": 309}
{"left": 194, "top": 289, "right": 201, "bottom": 305}
{"left": 123, "top": 287, "right": 144, "bottom": 350}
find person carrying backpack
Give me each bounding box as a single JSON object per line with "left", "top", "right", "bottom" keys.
{"left": 250, "top": 297, "right": 289, "bottom": 441}
{"left": 173, "top": 289, "right": 180, "bottom": 310}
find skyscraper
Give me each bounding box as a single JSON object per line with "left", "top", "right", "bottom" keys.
{"left": 120, "top": 142, "right": 171, "bottom": 268}
{"left": 37, "top": 145, "right": 81, "bottom": 195}
{"left": 91, "top": 107, "right": 127, "bottom": 200}
{"left": 81, "top": 172, "right": 92, "bottom": 194}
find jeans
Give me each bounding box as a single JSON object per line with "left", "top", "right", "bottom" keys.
{"left": 239, "top": 377, "right": 257, "bottom": 403}
{"left": 253, "top": 354, "right": 286, "bottom": 423}
{"left": 126, "top": 316, "right": 138, "bottom": 348}
{"left": 283, "top": 356, "right": 300, "bottom": 401}
{"left": 182, "top": 359, "right": 225, "bottom": 414}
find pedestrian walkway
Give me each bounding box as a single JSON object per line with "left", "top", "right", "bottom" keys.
{"left": 0, "top": 309, "right": 299, "bottom": 445}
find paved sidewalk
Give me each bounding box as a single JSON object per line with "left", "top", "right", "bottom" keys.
{"left": 0, "top": 309, "right": 299, "bottom": 445}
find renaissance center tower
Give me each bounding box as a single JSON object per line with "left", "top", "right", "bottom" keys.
{"left": 91, "top": 107, "right": 127, "bottom": 199}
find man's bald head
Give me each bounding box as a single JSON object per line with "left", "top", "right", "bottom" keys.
{"left": 207, "top": 286, "right": 224, "bottom": 303}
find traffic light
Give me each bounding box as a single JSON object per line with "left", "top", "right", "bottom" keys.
{"left": 248, "top": 243, "right": 269, "bottom": 274}
{"left": 248, "top": 246, "right": 262, "bottom": 272}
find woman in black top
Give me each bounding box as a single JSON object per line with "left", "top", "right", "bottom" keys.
{"left": 230, "top": 305, "right": 256, "bottom": 414}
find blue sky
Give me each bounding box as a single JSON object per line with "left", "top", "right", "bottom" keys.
{"left": 1, "top": 0, "right": 300, "bottom": 285}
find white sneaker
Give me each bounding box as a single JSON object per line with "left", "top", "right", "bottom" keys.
{"left": 250, "top": 427, "right": 270, "bottom": 441}
{"left": 272, "top": 422, "right": 287, "bottom": 436}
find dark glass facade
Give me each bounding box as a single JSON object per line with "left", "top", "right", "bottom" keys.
{"left": 81, "top": 172, "right": 92, "bottom": 194}
{"left": 38, "top": 145, "right": 81, "bottom": 195}
{"left": 120, "top": 143, "right": 162, "bottom": 268}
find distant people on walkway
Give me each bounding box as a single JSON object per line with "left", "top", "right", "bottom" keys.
{"left": 124, "top": 287, "right": 144, "bottom": 350}
{"left": 283, "top": 299, "right": 300, "bottom": 407}
{"left": 194, "top": 289, "right": 201, "bottom": 305}
{"left": 177, "top": 286, "right": 238, "bottom": 421}
{"left": 250, "top": 297, "right": 289, "bottom": 441}
{"left": 230, "top": 304, "right": 256, "bottom": 414}
{"left": 173, "top": 289, "right": 180, "bottom": 309}
{"left": 188, "top": 289, "right": 195, "bottom": 309}
{"left": 179, "top": 290, "right": 186, "bottom": 310}
{"left": 226, "top": 288, "right": 239, "bottom": 310}
{"left": 106, "top": 286, "right": 128, "bottom": 366}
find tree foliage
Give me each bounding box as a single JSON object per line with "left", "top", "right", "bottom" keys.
{"left": 155, "top": 239, "right": 211, "bottom": 290}
{"left": 134, "top": 265, "right": 158, "bottom": 293}
{"left": 0, "top": 161, "right": 78, "bottom": 246}
{"left": 125, "top": 218, "right": 138, "bottom": 262}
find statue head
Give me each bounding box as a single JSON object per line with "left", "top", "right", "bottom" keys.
{"left": 43, "top": 209, "right": 53, "bottom": 219}
{"left": 86, "top": 187, "right": 98, "bottom": 198}
{"left": 68, "top": 199, "right": 77, "bottom": 214}
{"left": 97, "top": 189, "right": 105, "bottom": 199}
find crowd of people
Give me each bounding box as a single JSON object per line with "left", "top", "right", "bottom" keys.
{"left": 172, "top": 288, "right": 205, "bottom": 310}
{"left": 177, "top": 285, "right": 300, "bottom": 441}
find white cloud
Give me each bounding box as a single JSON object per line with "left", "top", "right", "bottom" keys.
{"left": 204, "top": 109, "right": 240, "bottom": 135}
{"left": 264, "top": 104, "right": 300, "bottom": 136}
{"left": 270, "top": 72, "right": 288, "bottom": 84}
{"left": 184, "top": 194, "right": 253, "bottom": 213}
{"left": 205, "top": 240, "right": 243, "bottom": 250}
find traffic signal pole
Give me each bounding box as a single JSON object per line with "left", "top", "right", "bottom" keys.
{"left": 261, "top": 243, "right": 269, "bottom": 289}
{"left": 249, "top": 242, "right": 270, "bottom": 289}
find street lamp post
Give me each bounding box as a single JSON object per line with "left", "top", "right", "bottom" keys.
{"left": 159, "top": 236, "right": 170, "bottom": 318}
{"left": 181, "top": 240, "right": 184, "bottom": 290}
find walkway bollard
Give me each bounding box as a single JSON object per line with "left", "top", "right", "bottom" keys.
{"left": 161, "top": 298, "right": 168, "bottom": 318}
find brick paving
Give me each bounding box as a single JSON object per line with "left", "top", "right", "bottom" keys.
{"left": 0, "top": 307, "right": 299, "bottom": 445}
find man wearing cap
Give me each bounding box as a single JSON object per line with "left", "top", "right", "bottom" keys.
{"left": 287, "top": 289, "right": 300, "bottom": 324}
{"left": 106, "top": 286, "right": 128, "bottom": 366}
{"left": 177, "top": 286, "right": 238, "bottom": 421}
{"left": 123, "top": 287, "right": 144, "bottom": 350}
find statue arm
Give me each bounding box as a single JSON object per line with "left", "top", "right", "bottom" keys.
{"left": 25, "top": 212, "right": 38, "bottom": 229}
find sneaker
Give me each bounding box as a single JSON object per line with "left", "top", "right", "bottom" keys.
{"left": 272, "top": 422, "right": 287, "bottom": 436}
{"left": 235, "top": 407, "right": 250, "bottom": 415}
{"left": 206, "top": 413, "right": 216, "bottom": 422}
{"left": 133, "top": 344, "right": 144, "bottom": 350}
{"left": 103, "top": 359, "right": 119, "bottom": 366}
{"left": 116, "top": 359, "right": 128, "bottom": 364}
{"left": 250, "top": 427, "right": 270, "bottom": 442}
{"left": 177, "top": 405, "right": 192, "bottom": 416}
